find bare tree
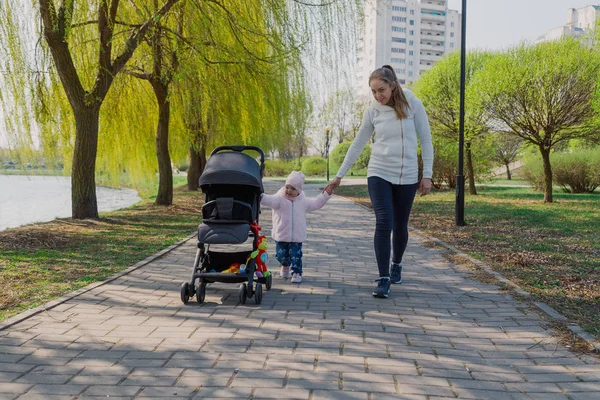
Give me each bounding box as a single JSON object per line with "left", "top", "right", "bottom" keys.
{"left": 492, "top": 133, "right": 523, "bottom": 180}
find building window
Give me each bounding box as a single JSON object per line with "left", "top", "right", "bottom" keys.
{"left": 451, "top": 22, "right": 455, "bottom": 27}
{"left": 410, "top": 20, "right": 414, "bottom": 25}
{"left": 392, "top": 26, "right": 407, "bottom": 33}
{"left": 450, "top": 32, "right": 454, "bottom": 37}
{"left": 409, "top": 40, "right": 414, "bottom": 46}
{"left": 408, "top": 71, "right": 413, "bottom": 76}
{"left": 450, "top": 43, "right": 455, "bottom": 48}
{"left": 409, "top": 30, "right": 414, "bottom": 35}
{"left": 391, "top": 47, "right": 406, "bottom": 53}
{"left": 392, "top": 37, "right": 407, "bottom": 43}
{"left": 392, "top": 6, "right": 407, "bottom": 12}
{"left": 391, "top": 58, "right": 406, "bottom": 64}
{"left": 408, "top": 61, "right": 413, "bottom": 66}
{"left": 410, "top": 10, "right": 415, "bottom": 15}
{"left": 392, "top": 16, "right": 407, "bottom": 22}
{"left": 408, "top": 50, "right": 413, "bottom": 55}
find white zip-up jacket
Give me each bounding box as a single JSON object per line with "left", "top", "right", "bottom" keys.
{"left": 260, "top": 188, "right": 331, "bottom": 243}
{"left": 336, "top": 89, "right": 433, "bottom": 185}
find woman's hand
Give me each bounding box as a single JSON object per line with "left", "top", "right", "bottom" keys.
{"left": 419, "top": 178, "right": 432, "bottom": 196}
{"left": 324, "top": 177, "right": 341, "bottom": 194}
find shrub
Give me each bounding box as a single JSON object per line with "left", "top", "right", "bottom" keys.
{"left": 431, "top": 151, "right": 457, "bottom": 189}
{"left": 520, "top": 157, "right": 545, "bottom": 191}
{"left": 264, "top": 160, "right": 295, "bottom": 177}
{"left": 301, "top": 157, "right": 327, "bottom": 176}
{"left": 330, "top": 142, "right": 371, "bottom": 175}
{"left": 552, "top": 148, "right": 600, "bottom": 193}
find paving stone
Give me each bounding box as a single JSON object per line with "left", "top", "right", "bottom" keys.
{"left": 1, "top": 181, "right": 598, "bottom": 399}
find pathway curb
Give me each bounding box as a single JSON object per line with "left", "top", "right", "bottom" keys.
{"left": 0, "top": 232, "right": 196, "bottom": 332}
{"left": 412, "top": 227, "right": 600, "bottom": 352}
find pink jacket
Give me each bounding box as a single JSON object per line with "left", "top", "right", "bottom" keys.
{"left": 260, "top": 187, "right": 331, "bottom": 243}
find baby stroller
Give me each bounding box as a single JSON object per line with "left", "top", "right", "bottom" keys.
{"left": 180, "top": 145, "right": 272, "bottom": 305}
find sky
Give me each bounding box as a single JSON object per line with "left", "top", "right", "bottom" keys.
{"left": 447, "top": 0, "right": 598, "bottom": 50}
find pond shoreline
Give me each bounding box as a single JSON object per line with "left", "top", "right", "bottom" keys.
{"left": 0, "top": 175, "right": 141, "bottom": 231}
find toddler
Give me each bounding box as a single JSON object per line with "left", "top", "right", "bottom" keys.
{"left": 260, "top": 171, "right": 332, "bottom": 283}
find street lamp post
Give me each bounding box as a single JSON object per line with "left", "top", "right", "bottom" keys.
{"left": 325, "top": 126, "right": 331, "bottom": 181}
{"left": 455, "top": 0, "right": 467, "bottom": 226}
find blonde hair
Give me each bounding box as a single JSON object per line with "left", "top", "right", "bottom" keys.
{"left": 369, "top": 65, "right": 410, "bottom": 119}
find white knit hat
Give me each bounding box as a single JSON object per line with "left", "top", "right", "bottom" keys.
{"left": 286, "top": 171, "right": 305, "bottom": 192}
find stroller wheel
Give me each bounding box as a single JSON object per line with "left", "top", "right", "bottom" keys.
{"left": 239, "top": 283, "right": 247, "bottom": 304}
{"left": 180, "top": 282, "right": 190, "bottom": 304}
{"left": 255, "top": 283, "right": 263, "bottom": 305}
{"left": 265, "top": 274, "right": 272, "bottom": 291}
{"left": 196, "top": 281, "right": 206, "bottom": 304}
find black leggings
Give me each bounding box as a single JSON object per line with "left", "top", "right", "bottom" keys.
{"left": 367, "top": 176, "right": 419, "bottom": 277}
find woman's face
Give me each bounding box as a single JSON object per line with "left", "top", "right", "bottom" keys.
{"left": 370, "top": 78, "right": 393, "bottom": 105}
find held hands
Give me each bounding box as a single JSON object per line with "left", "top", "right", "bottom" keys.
{"left": 419, "top": 178, "right": 432, "bottom": 196}
{"left": 323, "top": 177, "right": 341, "bottom": 195}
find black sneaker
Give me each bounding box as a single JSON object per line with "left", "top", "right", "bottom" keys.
{"left": 390, "top": 263, "right": 403, "bottom": 284}
{"left": 372, "top": 277, "right": 391, "bottom": 298}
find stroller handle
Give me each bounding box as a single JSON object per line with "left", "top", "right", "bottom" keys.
{"left": 211, "top": 145, "right": 265, "bottom": 177}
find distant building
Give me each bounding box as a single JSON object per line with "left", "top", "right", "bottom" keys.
{"left": 356, "top": 0, "right": 461, "bottom": 95}
{"left": 537, "top": 4, "right": 600, "bottom": 43}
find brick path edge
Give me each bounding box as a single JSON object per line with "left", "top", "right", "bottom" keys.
{"left": 411, "top": 226, "right": 600, "bottom": 352}
{"left": 0, "top": 232, "right": 197, "bottom": 332}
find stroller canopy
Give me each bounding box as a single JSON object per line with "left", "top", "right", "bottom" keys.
{"left": 200, "top": 151, "right": 263, "bottom": 191}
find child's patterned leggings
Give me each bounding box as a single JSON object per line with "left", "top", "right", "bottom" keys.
{"left": 275, "top": 241, "right": 303, "bottom": 275}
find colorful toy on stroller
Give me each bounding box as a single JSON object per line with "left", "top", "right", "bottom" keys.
{"left": 180, "top": 145, "right": 272, "bottom": 305}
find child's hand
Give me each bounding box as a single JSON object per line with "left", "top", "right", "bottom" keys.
{"left": 324, "top": 185, "right": 333, "bottom": 195}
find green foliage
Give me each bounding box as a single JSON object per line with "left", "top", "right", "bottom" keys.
{"left": 264, "top": 159, "right": 296, "bottom": 177}
{"left": 301, "top": 157, "right": 326, "bottom": 176}
{"left": 520, "top": 157, "right": 545, "bottom": 191}
{"left": 330, "top": 141, "right": 371, "bottom": 174}
{"left": 430, "top": 139, "right": 458, "bottom": 189}
{"left": 552, "top": 148, "right": 600, "bottom": 193}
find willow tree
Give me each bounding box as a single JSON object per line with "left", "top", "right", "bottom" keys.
{"left": 475, "top": 38, "right": 600, "bottom": 202}
{"left": 414, "top": 51, "right": 492, "bottom": 195}
{"left": 0, "top": 0, "right": 181, "bottom": 218}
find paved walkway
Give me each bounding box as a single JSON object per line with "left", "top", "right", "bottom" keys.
{"left": 1, "top": 181, "right": 599, "bottom": 399}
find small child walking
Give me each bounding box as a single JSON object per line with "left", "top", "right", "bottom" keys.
{"left": 260, "top": 171, "right": 332, "bottom": 283}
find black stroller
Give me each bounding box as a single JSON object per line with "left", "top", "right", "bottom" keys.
{"left": 180, "top": 145, "right": 273, "bottom": 305}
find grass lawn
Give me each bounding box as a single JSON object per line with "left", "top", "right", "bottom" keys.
{"left": 334, "top": 185, "right": 600, "bottom": 338}
{"left": 0, "top": 177, "right": 202, "bottom": 322}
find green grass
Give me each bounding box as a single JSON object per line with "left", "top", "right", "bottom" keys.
{"left": 334, "top": 184, "right": 600, "bottom": 337}
{"left": 0, "top": 180, "right": 201, "bottom": 322}
{"left": 0, "top": 168, "right": 65, "bottom": 176}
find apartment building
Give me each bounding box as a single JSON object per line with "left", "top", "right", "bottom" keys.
{"left": 356, "top": 0, "right": 461, "bottom": 95}
{"left": 537, "top": 4, "right": 600, "bottom": 43}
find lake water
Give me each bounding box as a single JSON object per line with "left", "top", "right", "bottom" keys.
{"left": 0, "top": 175, "right": 141, "bottom": 231}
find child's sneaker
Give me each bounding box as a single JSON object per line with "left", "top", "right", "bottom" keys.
{"left": 280, "top": 266, "right": 291, "bottom": 278}
{"left": 290, "top": 273, "right": 302, "bottom": 283}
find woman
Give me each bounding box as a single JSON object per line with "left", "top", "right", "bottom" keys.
{"left": 324, "top": 65, "right": 433, "bottom": 298}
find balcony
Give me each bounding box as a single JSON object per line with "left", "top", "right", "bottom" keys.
{"left": 420, "top": 13, "right": 446, "bottom": 23}
{"left": 421, "top": 31, "right": 445, "bottom": 40}
{"left": 420, "top": 52, "right": 443, "bottom": 62}
{"left": 421, "top": 22, "right": 445, "bottom": 32}
{"left": 420, "top": 43, "right": 438, "bottom": 52}
{"left": 421, "top": 34, "right": 446, "bottom": 43}
{"left": 421, "top": 2, "right": 447, "bottom": 13}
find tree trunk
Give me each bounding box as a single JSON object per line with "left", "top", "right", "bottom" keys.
{"left": 540, "top": 146, "right": 553, "bottom": 203}
{"left": 187, "top": 144, "right": 206, "bottom": 191}
{"left": 153, "top": 82, "right": 173, "bottom": 205}
{"left": 505, "top": 163, "right": 512, "bottom": 180}
{"left": 71, "top": 106, "right": 101, "bottom": 219}
{"left": 466, "top": 142, "right": 477, "bottom": 195}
